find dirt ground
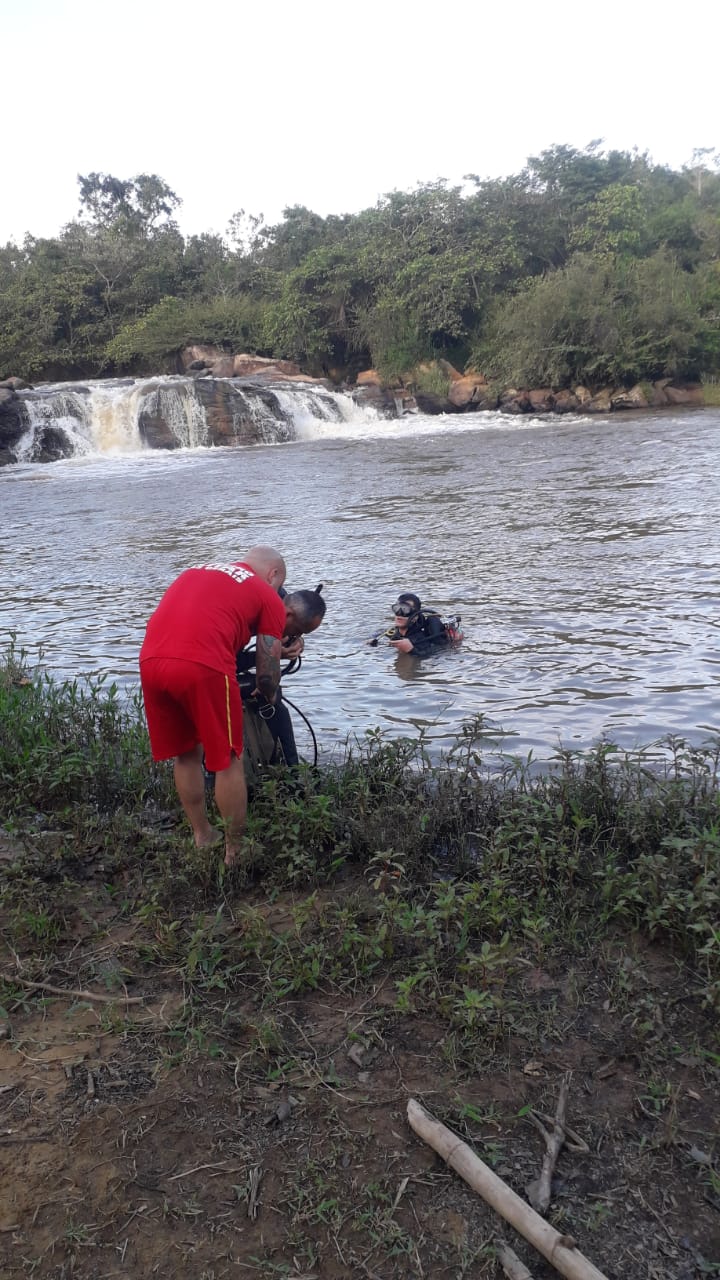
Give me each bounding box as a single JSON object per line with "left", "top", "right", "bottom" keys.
{"left": 1, "top": 874, "right": 719, "bottom": 1280}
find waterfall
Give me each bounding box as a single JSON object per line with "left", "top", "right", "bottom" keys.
{"left": 223, "top": 386, "right": 295, "bottom": 446}
{"left": 88, "top": 382, "right": 148, "bottom": 451}
{"left": 2, "top": 375, "right": 389, "bottom": 466}
{"left": 19, "top": 388, "right": 95, "bottom": 460}
{"left": 136, "top": 382, "right": 209, "bottom": 449}
{"left": 271, "top": 385, "right": 345, "bottom": 430}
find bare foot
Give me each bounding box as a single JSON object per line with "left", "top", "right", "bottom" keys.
{"left": 194, "top": 827, "right": 222, "bottom": 850}
{"left": 224, "top": 845, "right": 238, "bottom": 868}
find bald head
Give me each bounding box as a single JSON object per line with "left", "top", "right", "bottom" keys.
{"left": 243, "top": 545, "right": 287, "bottom": 592}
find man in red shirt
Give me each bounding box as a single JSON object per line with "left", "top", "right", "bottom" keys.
{"left": 140, "top": 545, "right": 293, "bottom": 867}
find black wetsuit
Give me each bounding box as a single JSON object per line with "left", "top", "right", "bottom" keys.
{"left": 394, "top": 611, "right": 449, "bottom": 658}
{"left": 235, "top": 647, "right": 299, "bottom": 767}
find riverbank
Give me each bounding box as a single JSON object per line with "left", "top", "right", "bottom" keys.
{"left": 1, "top": 651, "right": 719, "bottom": 1277}
{"left": 350, "top": 360, "right": 709, "bottom": 419}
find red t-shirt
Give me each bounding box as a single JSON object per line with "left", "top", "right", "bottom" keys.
{"left": 140, "top": 562, "right": 286, "bottom": 675}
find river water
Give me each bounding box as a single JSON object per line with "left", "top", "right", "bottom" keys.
{"left": 2, "top": 404, "right": 719, "bottom": 763}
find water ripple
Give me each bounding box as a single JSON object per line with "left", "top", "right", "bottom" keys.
{"left": 1, "top": 407, "right": 719, "bottom": 759}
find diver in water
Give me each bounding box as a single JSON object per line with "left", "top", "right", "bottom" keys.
{"left": 369, "top": 592, "right": 461, "bottom": 658}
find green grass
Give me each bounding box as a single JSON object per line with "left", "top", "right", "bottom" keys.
{"left": 2, "top": 642, "right": 720, "bottom": 1022}
{"left": 702, "top": 380, "right": 720, "bottom": 406}
{"left": 410, "top": 363, "right": 452, "bottom": 399}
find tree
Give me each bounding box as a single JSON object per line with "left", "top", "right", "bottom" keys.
{"left": 105, "top": 294, "right": 267, "bottom": 371}
{"left": 683, "top": 148, "right": 720, "bottom": 198}
{"left": 569, "top": 184, "right": 646, "bottom": 256}
{"left": 77, "top": 172, "right": 181, "bottom": 232}
{"left": 475, "top": 250, "right": 708, "bottom": 388}
{"left": 64, "top": 174, "right": 185, "bottom": 339}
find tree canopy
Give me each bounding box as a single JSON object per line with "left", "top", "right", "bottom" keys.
{"left": 1, "top": 148, "right": 719, "bottom": 387}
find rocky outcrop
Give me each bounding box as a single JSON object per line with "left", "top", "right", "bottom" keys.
{"left": 611, "top": 385, "right": 649, "bottom": 410}
{"left": 499, "top": 389, "right": 531, "bottom": 414}
{"left": 449, "top": 378, "right": 703, "bottom": 417}
{"left": 414, "top": 391, "right": 459, "bottom": 415}
{"left": 135, "top": 378, "right": 304, "bottom": 449}
{"left": 179, "top": 344, "right": 225, "bottom": 369}
{"left": 448, "top": 372, "right": 491, "bottom": 410}
{"left": 0, "top": 387, "right": 79, "bottom": 465}
{"left": 349, "top": 364, "right": 709, "bottom": 419}
{"left": 205, "top": 356, "right": 236, "bottom": 378}
{"left": 356, "top": 369, "right": 383, "bottom": 387}
{"left": 586, "top": 389, "right": 613, "bottom": 413}
{"left": 0, "top": 376, "right": 33, "bottom": 391}
{"left": 179, "top": 345, "right": 317, "bottom": 383}
{"left": 194, "top": 379, "right": 294, "bottom": 444}
{"left": 232, "top": 354, "right": 312, "bottom": 379}
{"left": 355, "top": 361, "right": 496, "bottom": 412}
{"left": 33, "top": 427, "right": 76, "bottom": 464}
{"left": 661, "top": 383, "right": 704, "bottom": 406}
{"left": 0, "top": 388, "right": 27, "bottom": 464}
{"left": 553, "top": 390, "right": 580, "bottom": 413}
{"left": 527, "top": 388, "right": 556, "bottom": 413}
{"left": 351, "top": 382, "right": 408, "bottom": 417}
{"left": 137, "top": 393, "right": 181, "bottom": 450}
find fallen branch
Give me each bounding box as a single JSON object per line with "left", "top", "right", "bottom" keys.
{"left": 1, "top": 974, "right": 145, "bottom": 1005}
{"left": 167, "top": 1161, "right": 228, "bottom": 1182}
{"left": 529, "top": 1109, "right": 589, "bottom": 1154}
{"left": 247, "top": 1164, "right": 262, "bottom": 1219}
{"left": 0, "top": 1132, "right": 54, "bottom": 1143}
{"left": 527, "top": 1072, "right": 571, "bottom": 1212}
{"left": 496, "top": 1239, "right": 535, "bottom": 1279}
{"left": 407, "top": 1098, "right": 608, "bottom": 1280}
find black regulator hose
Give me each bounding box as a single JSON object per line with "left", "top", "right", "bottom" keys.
{"left": 281, "top": 693, "right": 319, "bottom": 768}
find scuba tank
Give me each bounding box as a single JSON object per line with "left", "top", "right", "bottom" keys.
{"left": 439, "top": 614, "right": 464, "bottom": 643}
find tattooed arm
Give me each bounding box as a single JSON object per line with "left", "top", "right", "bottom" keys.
{"left": 255, "top": 632, "right": 283, "bottom": 702}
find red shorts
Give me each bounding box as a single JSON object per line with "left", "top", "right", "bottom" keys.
{"left": 140, "top": 658, "right": 243, "bottom": 772}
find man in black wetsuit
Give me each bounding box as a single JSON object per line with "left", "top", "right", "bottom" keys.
{"left": 387, "top": 592, "right": 450, "bottom": 658}
{"left": 236, "top": 587, "right": 326, "bottom": 766}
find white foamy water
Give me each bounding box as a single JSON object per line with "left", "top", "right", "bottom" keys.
{"left": 15, "top": 375, "right": 387, "bottom": 458}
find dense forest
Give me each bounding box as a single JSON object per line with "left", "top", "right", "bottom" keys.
{"left": 1, "top": 144, "right": 719, "bottom": 390}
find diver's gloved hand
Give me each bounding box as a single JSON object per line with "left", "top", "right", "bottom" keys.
{"left": 368, "top": 626, "right": 402, "bottom": 647}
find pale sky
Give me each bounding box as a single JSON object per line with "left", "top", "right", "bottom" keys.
{"left": 2, "top": 0, "right": 718, "bottom": 245}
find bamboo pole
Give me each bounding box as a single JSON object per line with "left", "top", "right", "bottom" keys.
{"left": 496, "top": 1240, "right": 535, "bottom": 1279}
{"left": 407, "top": 1099, "right": 608, "bottom": 1280}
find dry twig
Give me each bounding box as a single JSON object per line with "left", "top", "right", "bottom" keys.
{"left": 526, "top": 1072, "right": 572, "bottom": 1213}
{"left": 167, "top": 1161, "right": 227, "bottom": 1181}
{"left": 529, "top": 1109, "right": 589, "bottom": 1154}
{"left": 2, "top": 973, "right": 145, "bottom": 1005}
{"left": 247, "top": 1165, "right": 262, "bottom": 1219}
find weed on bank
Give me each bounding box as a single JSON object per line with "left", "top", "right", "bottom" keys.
{"left": 2, "top": 640, "right": 720, "bottom": 1021}
{"left": 2, "top": 644, "right": 720, "bottom": 1277}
